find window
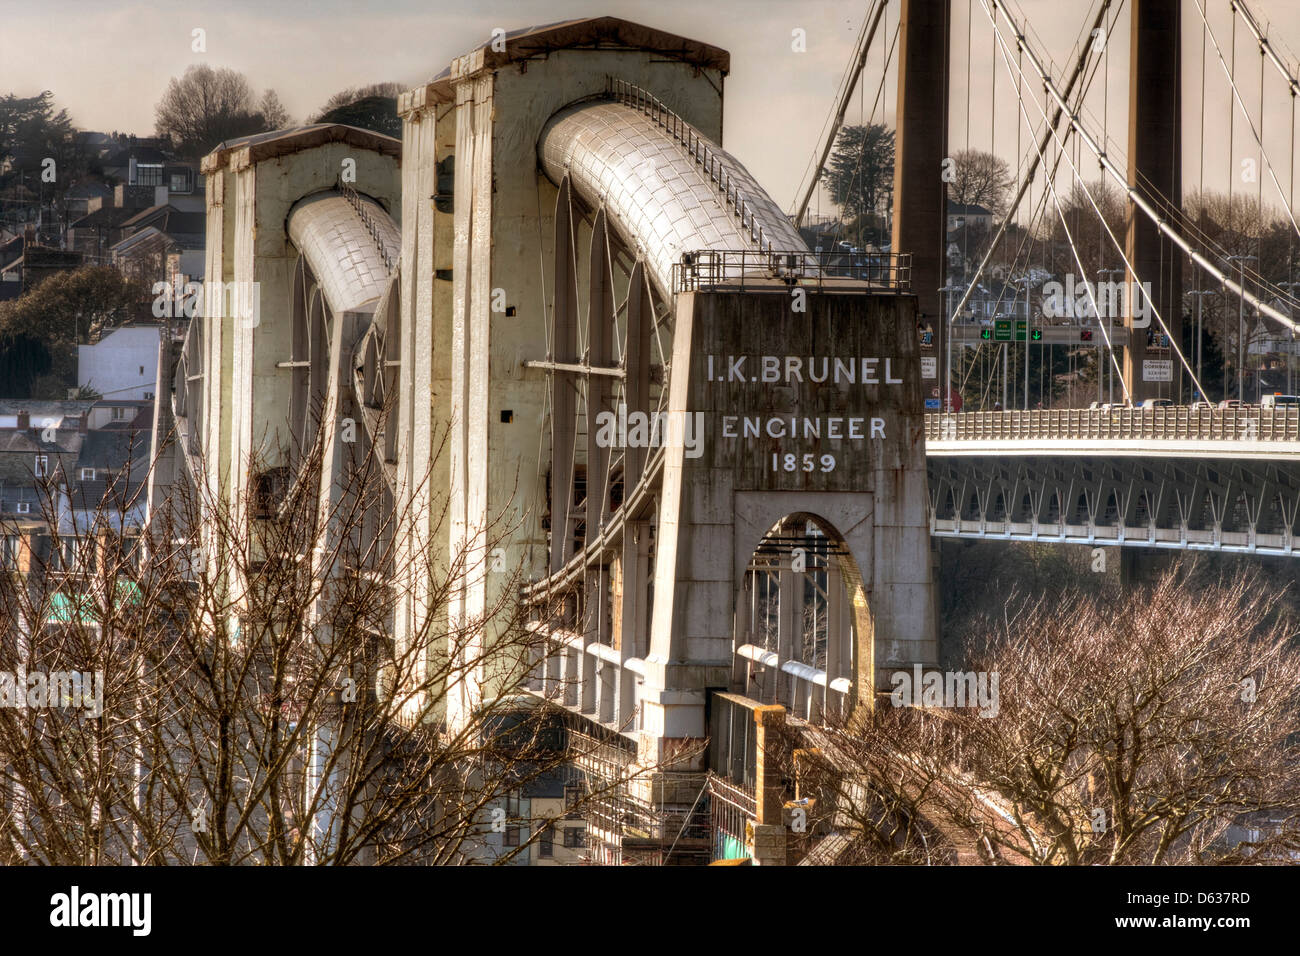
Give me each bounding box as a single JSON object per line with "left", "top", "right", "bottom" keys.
{"left": 562, "top": 827, "right": 586, "bottom": 849}
{"left": 135, "top": 164, "right": 163, "bottom": 186}
{"left": 564, "top": 784, "right": 585, "bottom": 819}
{"left": 538, "top": 826, "right": 553, "bottom": 859}
{"left": 139, "top": 366, "right": 145, "bottom": 375}
{"left": 144, "top": 392, "right": 154, "bottom": 400}
{"left": 503, "top": 825, "right": 521, "bottom": 847}
{"left": 170, "top": 171, "right": 191, "bottom": 193}
{"left": 33, "top": 455, "right": 48, "bottom": 478}
{"left": 1, "top": 535, "right": 17, "bottom": 568}
{"left": 15, "top": 502, "right": 30, "bottom": 515}
{"left": 81, "top": 468, "right": 96, "bottom": 480}
{"left": 112, "top": 407, "right": 128, "bottom": 421}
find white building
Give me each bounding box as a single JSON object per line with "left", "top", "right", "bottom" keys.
{"left": 78, "top": 325, "right": 160, "bottom": 401}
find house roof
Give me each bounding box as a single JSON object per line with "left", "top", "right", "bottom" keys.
{"left": 0, "top": 399, "right": 95, "bottom": 419}
{"left": 65, "top": 181, "right": 113, "bottom": 201}
{"left": 948, "top": 201, "right": 994, "bottom": 216}
{"left": 103, "top": 145, "right": 169, "bottom": 167}
{"left": 0, "top": 235, "right": 21, "bottom": 271}
{"left": 202, "top": 124, "right": 401, "bottom": 173}
{"left": 75, "top": 429, "right": 149, "bottom": 474}
{"left": 70, "top": 205, "right": 139, "bottom": 230}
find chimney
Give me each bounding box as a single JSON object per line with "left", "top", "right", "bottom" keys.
{"left": 16, "top": 411, "right": 29, "bottom": 430}
{"left": 78, "top": 413, "right": 88, "bottom": 434}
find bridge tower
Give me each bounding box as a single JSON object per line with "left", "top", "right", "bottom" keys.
{"left": 1123, "top": 0, "right": 1183, "bottom": 403}
{"left": 892, "top": 0, "right": 951, "bottom": 410}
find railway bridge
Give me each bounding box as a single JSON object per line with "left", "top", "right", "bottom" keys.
{"left": 155, "top": 10, "right": 1300, "bottom": 864}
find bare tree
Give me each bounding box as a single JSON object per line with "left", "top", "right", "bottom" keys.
{"left": 781, "top": 562, "right": 1300, "bottom": 864}
{"left": 154, "top": 66, "right": 284, "bottom": 159}
{"left": 949, "top": 149, "right": 1014, "bottom": 217}
{"left": 257, "top": 90, "right": 292, "bottom": 131}
{"left": 0, "top": 411, "right": 655, "bottom": 864}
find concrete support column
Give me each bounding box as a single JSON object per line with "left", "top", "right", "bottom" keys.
{"left": 892, "top": 0, "right": 951, "bottom": 406}
{"left": 1123, "top": 0, "right": 1182, "bottom": 403}
{"left": 777, "top": 561, "right": 798, "bottom": 708}
{"left": 543, "top": 643, "right": 560, "bottom": 698}
{"left": 617, "top": 522, "right": 649, "bottom": 728}
{"left": 749, "top": 705, "right": 787, "bottom": 866}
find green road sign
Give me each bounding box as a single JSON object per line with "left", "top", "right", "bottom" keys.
{"left": 1015, "top": 320, "right": 1027, "bottom": 341}
{"left": 994, "top": 319, "right": 1012, "bottom": 341}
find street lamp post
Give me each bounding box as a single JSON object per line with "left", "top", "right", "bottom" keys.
{"left": 1227, "top": 255, "right": 1258, "bottom": 403}
{"left": 1281, "top": 282, "right": 1300, "bottom": 396}
{"left": 1098, "top": 268, "right": 1125, "bottom": 403}
{"left": 1186, "top": 289, "right": 1215, "bottom": 402}
{"left": 939, "top": 281, "right": 965, "bottom": 413}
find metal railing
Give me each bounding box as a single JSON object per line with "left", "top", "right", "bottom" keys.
{"left": 672, "top": 248, "right": 912, "bottom": 294}
{"left": 336, "top": 178, "right": 396, "bottom": 273}
{"left": 926, "top": 407, "right": 1300, "bottom": 444}
{"left": 606, "top": 77, "right": 775, "bottom": 253}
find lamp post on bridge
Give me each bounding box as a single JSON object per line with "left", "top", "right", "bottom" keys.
{"left": 1227, "top": 255, "right": 1258, "bottom": 403}
{"left": 1098, "top": 268, "right": 1125, "bottom": 405}
{"left": 1186, "top": 289, "right": 1216, "bottom": 403}
{"left": 939, "top": 280, "right": 965, "bottom": 413}
{"left": 1278, "top": 281, "right": 1300, "bottom": 397}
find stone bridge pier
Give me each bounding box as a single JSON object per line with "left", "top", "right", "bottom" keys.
{"left": 637, "top": 286, "right": 938, "bottom": 769}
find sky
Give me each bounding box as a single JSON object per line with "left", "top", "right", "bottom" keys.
{"left": 2, "top": 0, "right": 1299, "bottom": 218}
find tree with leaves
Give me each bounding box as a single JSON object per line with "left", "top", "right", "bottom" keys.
{"left": 821, "top": 123, "right": 895, "bottom": 224}
{"left": 0, "top": 266, "right": 146, "bottom": 398}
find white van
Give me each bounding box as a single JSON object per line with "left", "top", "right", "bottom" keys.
{"left": 1261, "top": 394, "right": 1300, "bottom": 409}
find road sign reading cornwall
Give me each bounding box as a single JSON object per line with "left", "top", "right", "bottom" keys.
{"left": 994, "top": 319, "right": 1012, "bottom": 341}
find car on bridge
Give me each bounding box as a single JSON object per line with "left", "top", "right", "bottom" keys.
{"left": 1261, "top": 394, "right": 1300, "bottom": 409}
{"left": 1140, "top": 398, "right": 1174, "bottom": 409}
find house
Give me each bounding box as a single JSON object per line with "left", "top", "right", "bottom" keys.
{"left": 0, "top": 228, "right": 83, "bottom": 292}
{"left": 63, "top": 181, "right": 114, "bottom": 220}
{"left": 109, "top": 206, "right": 205, "bottom": 283}
{"left": 947, "top": 200, "right": 995, "bottom": 232}
{"left": 60, "top": 427, "right": 151, "bottom": 535}
{"left": 78, "top": 326, "right": 162, "bottom": 402}
{"left": 0, "top": 398, "right": 152, "bottom": 529}
{"left": 0, "top": 400, "right": 93, "bottom": 520}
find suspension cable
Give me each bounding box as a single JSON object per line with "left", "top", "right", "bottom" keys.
{"left": 980, "top": 0, "right": 1300, "bottom": 335}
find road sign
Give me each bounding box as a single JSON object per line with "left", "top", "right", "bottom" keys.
{"left": 980, "top": 327, "right": 993, "bottom": 340}
{"left": 994, "top": 319, "right": 1012, "bottom": 341}
{"left": 1080, "top": 329, "right": 1093, "bottom": 341}
{"left": 924, "top": 398, "right": 941, "bottom": 410}
{"left": 1031, "top": 328, "right": 1043, "bottom": 341}
{"left": 1015, "top": 320, "right": 1027, "bottom": 342}
{"left": 1142, "top": 359, "right": 1172, "bottom": 382}
{"left": 921, "top": 356, "right": 937, "bottom": 378}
